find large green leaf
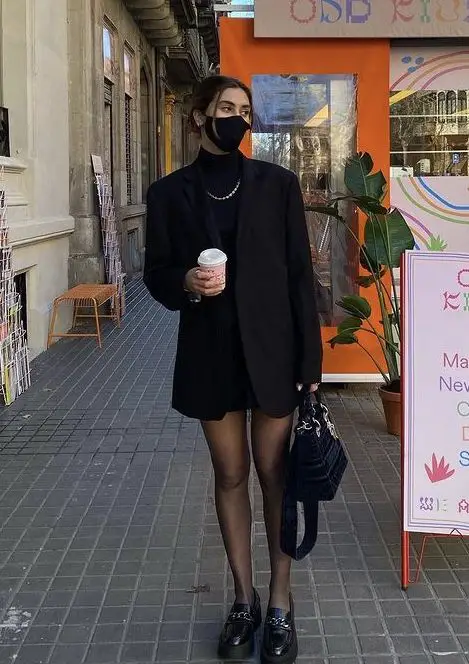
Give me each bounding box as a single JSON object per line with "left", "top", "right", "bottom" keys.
{"left": 364, "top": 208, "right": 415, "bottom": 268}
{"left": 338, "top": 316, "right": 363, "bottom": 334}
{"left": 360, "top": 246, "right": 381, "bottom": 274}
{"left": 328, "top": 332, "right": 358, "bottom": 348}
{"left": 344, "top": 152, "right": 387, "bottom": 202}
{"left": 336, "top": 295, "right": 372, "bottom": 320}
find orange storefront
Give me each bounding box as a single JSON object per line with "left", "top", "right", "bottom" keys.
{"left": 220, "top": 18, "right": 389, "bottom": 381}
{"left": 220, "top": 4, "right": 469, "bottom": 382}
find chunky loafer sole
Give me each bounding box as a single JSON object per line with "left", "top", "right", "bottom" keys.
{"left": 218, "top": 624, "right": 260, "bottom": 660}
{"left": 260, "top": 630, "right": 298, "bottom": 664}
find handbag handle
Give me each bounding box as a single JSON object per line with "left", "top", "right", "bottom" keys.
{"left": 281, "top": 493, "right": 319, "bottom": 561}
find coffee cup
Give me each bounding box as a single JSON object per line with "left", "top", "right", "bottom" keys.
{"left": 197, "top": 248, "right": 228, "bottom": 290}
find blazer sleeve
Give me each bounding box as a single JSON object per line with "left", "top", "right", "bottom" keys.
{"left": 285, "top": 172, "right": 323, "bottom": 384}
{"left": 143, "top": 181, "right": 188, "bottom": 311}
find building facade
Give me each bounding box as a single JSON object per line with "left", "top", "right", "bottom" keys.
{"left": 1, "top": 0, "right": 74, "bottom": 358}
{"left": 0, "top": 0, "right": 217, "bottom": 359}
{"left": 68, "top": 0, "right": 159, "bottom": 287}
{"left": 68, "top": 0, "right": 218, "bottom": 288}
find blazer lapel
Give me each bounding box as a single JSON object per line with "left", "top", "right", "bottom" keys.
{"left": 182, "top": 163, "right": 221, "bottom": 248}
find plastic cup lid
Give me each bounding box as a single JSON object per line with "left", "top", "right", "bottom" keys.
{"left": 198, "top": 248, "right": 228, "bottom": 267}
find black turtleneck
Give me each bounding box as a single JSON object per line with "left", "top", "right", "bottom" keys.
{"left": 196, "top": 148, "right": 242, "bottom": 298}
{"left": 195, "top": 148, "right": 256, "bottom": 410}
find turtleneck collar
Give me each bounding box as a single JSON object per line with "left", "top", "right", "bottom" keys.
{"left": 197, "top": 147, "right": 241, "bottom": 174}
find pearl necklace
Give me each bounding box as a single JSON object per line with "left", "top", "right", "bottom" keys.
{"left": 206, "top": 179, "right": 241, "bottom": 201}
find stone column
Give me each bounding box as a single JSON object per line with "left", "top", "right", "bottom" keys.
{"left": 68, "top": 0, "right": 105, "bottom": 285}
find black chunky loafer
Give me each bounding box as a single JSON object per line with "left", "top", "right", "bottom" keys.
{"left": 218, "top": 588, "right": 262, "bottom": 659}
{"left": 261, "top": 594, "right": 298, "bottom": 664}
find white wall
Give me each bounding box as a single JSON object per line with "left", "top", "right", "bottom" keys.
{"left": 1, "top": 0, "right": 74, "bottom": 358}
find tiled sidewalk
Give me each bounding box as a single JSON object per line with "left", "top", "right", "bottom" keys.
{"left": 0, "top": 279, "right": 468, "bottom": 664}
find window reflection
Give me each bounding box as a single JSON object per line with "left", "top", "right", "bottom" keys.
{"left": 390, "top": 90, "right": 469, "bottom": 176}
{"left": 103, "top": 25, "right": 113, "bottom": 79}
{"left": 252, "top": 74, "right": 358, "bottom": 326}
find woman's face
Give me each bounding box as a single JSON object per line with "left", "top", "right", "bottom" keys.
{"left": 206, "top": 87, "right": 251, "bottom": 124}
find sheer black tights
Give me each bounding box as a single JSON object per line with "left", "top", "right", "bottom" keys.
{"left": 202, "top": 409, "right": 293, "bottom": 610}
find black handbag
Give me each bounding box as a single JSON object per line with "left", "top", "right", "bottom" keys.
{"left": 280, "top": 388, "right": 348, "bottom": 560}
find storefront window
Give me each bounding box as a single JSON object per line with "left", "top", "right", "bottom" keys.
{"left": 390, "top": 89, "right": 469, "bottom": 176}
{"left": 251, "top": 74, "right": 358, "bottom": 326}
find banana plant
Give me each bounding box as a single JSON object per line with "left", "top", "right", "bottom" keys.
{"left": 306, "top": 152, "right": 415, "bottom": 388}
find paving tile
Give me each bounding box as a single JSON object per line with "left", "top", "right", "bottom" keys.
{"left": 84, "top": 643, "right": 120, "bottom": 663}
{"left": 0, "top": 281, "right": 468, "bottom": 663}
{"left": 13, "top": 644, "right": 53, "bottom": 664}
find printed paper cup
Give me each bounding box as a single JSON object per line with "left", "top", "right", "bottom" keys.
{"left": 198, "top": 248, "right": 228, "bottom": 289}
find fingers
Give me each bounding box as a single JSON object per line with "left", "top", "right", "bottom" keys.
{"left": 194, "top": 270, "right": 213, "bottom": 281}
{"left": 199, "top": 285, "right": 224, "bottom": 297}
{"left": 296, "top": 383, "right": 320, "bottom": 392}
{"left": 192, "top": 274, "right": 224, "bottom": 297}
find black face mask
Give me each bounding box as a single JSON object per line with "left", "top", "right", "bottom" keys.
{"left": 204, "top": 115, "right": 250, "bottom": 153}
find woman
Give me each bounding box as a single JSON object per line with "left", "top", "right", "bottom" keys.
{"left": 144, "top": 75, "right": 322, "bottom": 664}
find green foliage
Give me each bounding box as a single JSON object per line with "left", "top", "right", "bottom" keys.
{"left": 309, "top": 152, "right": 416, "bottom": 385}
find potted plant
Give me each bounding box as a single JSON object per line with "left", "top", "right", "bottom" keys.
{"left": 307, "top": 152, "right": 415, "bottom": 436}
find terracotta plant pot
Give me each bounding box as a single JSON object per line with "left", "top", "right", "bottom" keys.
{"left": 378, "top": 386, "right": 401, "bottom": 437}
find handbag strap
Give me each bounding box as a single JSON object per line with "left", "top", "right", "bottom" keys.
{"left": 280, "top": 492, "right": 319, "bottom": 561}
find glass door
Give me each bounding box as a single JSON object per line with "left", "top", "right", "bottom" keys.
{"left": 252, "top": 74, "right": 358, "bottom": 326}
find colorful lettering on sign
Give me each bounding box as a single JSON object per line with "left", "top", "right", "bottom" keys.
{"left": 442, "top": 269, "right": 469, "bottom": 311}
{"left": 420, "top": 0, "right": 431, "bottom": 22}
{"left": 346, "top": 0, "right": 371, "bottom": 23}
{"left": 457, "top": 269, "right": 469, "bottom": 287}
{"left": 458, "top": 498, "right": 469, "bottom": 513}
{"left": 289, "top": 0, "right": 469, "bottom": 25}
{"left": 419, "top": 497, "right": 448, "bottom": 512}
{"left": 290, "top": 0, "right": 317, "bottom": 23}
{"left": 392, "top": 0, "right": 414, "bottom": 22}
{"left": 440, "top": 377, "right": 469, "bottom": 393}
{"left": 436, "top": 0, "right": 460, "bottom": 22}
{"left": 443, "top": 353, "right": 469, "bottom": 369}
{"left": 443, "top": 292, "right": 460, "bottom": 310}
{"left": 460, "top": 450, "right": 469, "bottom": 466}
{"left": 457, "top": 401, "right": 469, "bottom": 417}
{"left": 321, "top": 0, "right": 342, "bottom": 22}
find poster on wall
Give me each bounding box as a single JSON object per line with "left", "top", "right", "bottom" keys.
{"left": 390, "top": 46, "right": 469, "bottom": 254}
{"left": 403, "top": 251, "right": 469, "bottom": 535}
{"left": 255, "top": 0, "right": 469, "bottom": 38}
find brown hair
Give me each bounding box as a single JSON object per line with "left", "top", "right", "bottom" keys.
{"left": 189, "top": 75, "right": 253, "bottom": 133}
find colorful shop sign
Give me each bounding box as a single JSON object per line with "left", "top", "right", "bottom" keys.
{"left": 255, "top": 1, "right": 469, "bottom": 39}
{"left": 403, "top": 251, "right": 469, "bottom": 535}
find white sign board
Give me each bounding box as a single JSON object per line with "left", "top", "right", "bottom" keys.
{"left": 403, "top": 251, "right": 469, "bottom": 535}
{"left": 255, "top": 0, "right": 469, "bottom": 39}
{"left": 91, "top": 154, "right": 104, "bottom": 175}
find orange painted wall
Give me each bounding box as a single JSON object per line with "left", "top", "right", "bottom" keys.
{"left": 220, "top": 18, "right": 390, "bottom": 378}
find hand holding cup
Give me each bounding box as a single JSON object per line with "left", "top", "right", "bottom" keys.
{"left": 185, "top": 249, "right": 228, "bottom": 298}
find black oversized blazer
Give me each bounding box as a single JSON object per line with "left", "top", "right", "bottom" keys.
{"left": 143, "top": 154, "right": 323, "bottom": 420}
